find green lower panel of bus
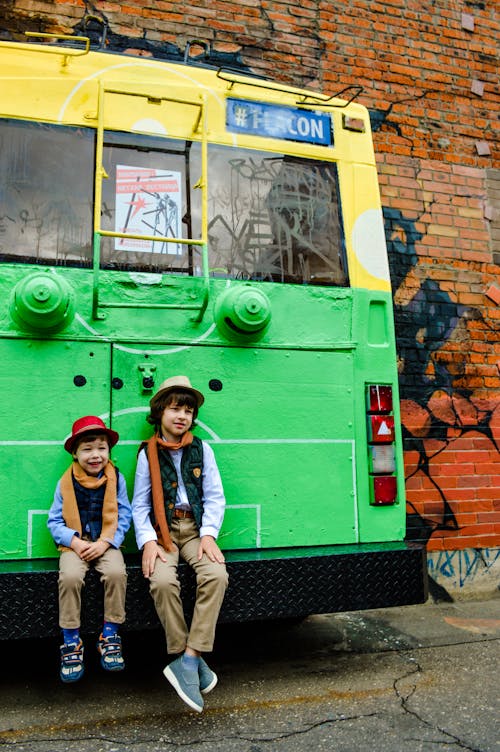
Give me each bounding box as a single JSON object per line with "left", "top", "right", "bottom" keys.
{"left": 0, "top": 282, "right": 403, "bottom": 560}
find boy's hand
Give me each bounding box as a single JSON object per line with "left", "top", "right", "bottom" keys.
{"left": 80, "top": 538, "right": 110, "bottom": 562}
{"left": 198, "top": 535, "right": 225, "bottom": 564}
{"left": 70, "top": 535, "right": 110, "bottom": 561}
{"left": 70, "top": 535, "right": 90, "bottom": 558}
{"left": 141, "top": 539, "right": 168, "bottom": 578}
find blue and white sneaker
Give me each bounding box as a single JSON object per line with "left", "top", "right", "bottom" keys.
{"left": 60, "top": 640, "right": 84, "bottom": 683}
{"left": 97, "top": 633, "right": 125, "bottom": 671}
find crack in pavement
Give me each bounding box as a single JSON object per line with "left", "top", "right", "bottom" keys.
{"left": 393, "top": 654, "right": 485, "bottom": 752}
{"left": 0, "top": 712, "right": 384, "bottom": 751}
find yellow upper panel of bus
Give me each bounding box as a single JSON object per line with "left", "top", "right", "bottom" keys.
{"left": 0, "top": 39, "right": 373, "bottom": 158}
{"left": 0, "top": 39, "right": 391, "bottom": 291}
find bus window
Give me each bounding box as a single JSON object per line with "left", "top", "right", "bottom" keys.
{"left": 100, "top": 134, "right": 348, "bottom": 286}
{"left": 0, "top": 119, "right": 347, "bottom": 287}
{"left": 0, "top": 119, "right": 94, "bottom": 266}
{"left": 100, "top": 133, "right": 196, "bottom": 273}
{"left": 206, "top": 149, "right": 347, "bottom": 286}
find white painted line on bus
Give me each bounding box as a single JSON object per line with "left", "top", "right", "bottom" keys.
{"left": 223, "top": 504, "right": 262, "bottom": 548}
{"left": 27, "top": 510, "right": 49, "bottom": 559}
{"left": 14, "top": 436, "right": 357, "bottom": 548}
{"left": 0, "top": 436, "right": 351, "bottom": 446}
{"left": 74, "top": 313, "right": 216, "bottom": 353}
{"left": 58, "top": 60, "right": 226, "bottom": 123}
{"left": 114, "top": 328, "right": 216, "bottom": 353}
{"left": 0, "top": 441, "right": 62, "bottom": 445}
{"left": 205, "top": 438, "right": 353, "bottom": 444}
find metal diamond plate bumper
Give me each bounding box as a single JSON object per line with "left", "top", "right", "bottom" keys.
{"left": 0, "top": 543, "right": 427, "bottom": 639}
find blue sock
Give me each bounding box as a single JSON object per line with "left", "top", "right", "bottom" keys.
{"left": 62, "top": 628, "right": 80, "bottom": 645}
{"left": 181, "top": 653, "right": 200, "bottom": 670}
{"left": 102, "top": 621, "right": 119, "bottom": 638}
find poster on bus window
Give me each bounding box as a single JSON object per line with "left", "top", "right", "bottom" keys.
{"left": 114, "top": 165, "right": 183, "bottom": 253}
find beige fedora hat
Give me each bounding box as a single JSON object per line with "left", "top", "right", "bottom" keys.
{"left": 150, "top": 375, "right": 205, "bottom": 408}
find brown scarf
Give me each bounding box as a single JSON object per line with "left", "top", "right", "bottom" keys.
{"left": 59, "top": 460, "right": 118, "bottom": 551}
{"left": 147, "top": 431, "right": 193, "bottom": 552}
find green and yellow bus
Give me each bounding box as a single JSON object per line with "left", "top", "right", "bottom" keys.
{"left": 0, "top": 33, "right": 427, "bottom": 639}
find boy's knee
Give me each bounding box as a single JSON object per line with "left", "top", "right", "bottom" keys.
{"left": 59, "top": 571, "right": 85, "bottom": 590}
{"left": 102, "top": 565, "right": 127, "bottom": 584}
{"left": 199, "top": 564, "right": 228, "bottom": 590}
{"left": 220, "top": 569, "right": 229, "bottom": 591}
{"left": 150, "top": 567, "right": 180, "bottom": 593}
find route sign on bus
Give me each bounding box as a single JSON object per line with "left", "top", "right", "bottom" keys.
{"left": 226, "top": 98, "right": 333, "bottom": 146}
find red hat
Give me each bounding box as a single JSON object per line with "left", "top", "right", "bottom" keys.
{"left": 64, "top": 416, "right": 119, "bottom": 454}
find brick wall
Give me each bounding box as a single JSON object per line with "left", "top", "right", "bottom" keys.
{"left": 1, "top": 0, "right": 499, "bottom": 565}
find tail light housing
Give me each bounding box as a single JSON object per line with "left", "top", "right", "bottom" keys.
{"left": 372, "top": 475, "right": 398, "bottom": 505}
{"left": 367, "top": 384, "right": 393, "bottom": 413}
{"left": 366, "top": 384, "right": 398, "bottom": 505}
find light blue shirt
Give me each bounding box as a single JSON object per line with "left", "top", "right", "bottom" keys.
{"left": 47, "top": 469, "right": 132, "bottom": 549}
{"left": 132, "top": 441, "right": 226, "bottom": 550}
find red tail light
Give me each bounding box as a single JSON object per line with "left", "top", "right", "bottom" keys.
{"left": 371, "top": 475, "right": 398, "bottom": 505}
{"left": 368, "top": 414, "right": 395, "bottom": 443}
{"left": 366, "top": 385, "right": 393, "bottom": 413}
{"left": 366, "top": 384, "right": 397, "bottom": 506}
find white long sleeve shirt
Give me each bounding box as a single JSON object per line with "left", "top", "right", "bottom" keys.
{"left": 132, "top": 441, "right": 226, "bottom": 551}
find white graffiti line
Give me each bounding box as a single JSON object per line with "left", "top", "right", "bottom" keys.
{"left": 193, "top": 420, "right": 221, "bottom": 441}
{"left": 119, "top": 437, "right": 355, "bottom": 446}
{"left": 57, "top": 60, "right": 225, "bottom": 122}
{"left": 115, "top": 327, "right": 217, "bottom": 353}
{"left": 57, "top": 58, "right": 238, "bottom": 147}
{"left": 0, "top": 419, "right": 215, "bottom": 447}
{"left": 0, "top": 411, "right": 112, "bottom": 448}
{"left": 0, "top": 435, "right": 352, "bottom": 447}
{"left": 75, "top": 313, "right": 216, "bottom": 353}
{"left": 75, "top": 313, "right": 110, "bottom": 340}
{"left": 0, "top": 440, "right": 62, "bottom": 446}
{"left": 27, "top": 510, "right": 49, "bottom": 559}
{"left": 104, "top": 435, "right": 350, "bottom": 447}
{"left": 106, "top": 413, "right": 220, "bottom": 441}
{"left": 113, "top": 407, "right": 149, "bottom": 416}
{"left": 206, "top": 438, "right": 352, "bottom": 444}
{"left": 220, "top": 504, "right": 262, "bottom": 548}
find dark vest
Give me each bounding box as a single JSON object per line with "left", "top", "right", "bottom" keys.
{"left": 148, "top": 438, "right": 204, "bottom": 529}
{"left": 73, "top": 467, "right": 119, "bottom": 542}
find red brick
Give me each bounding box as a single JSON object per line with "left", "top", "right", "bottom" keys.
{"left": 486, "top": 285, "right": 500, "bottom": 305}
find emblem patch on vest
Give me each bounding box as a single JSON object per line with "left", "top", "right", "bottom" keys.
{"left": 193, "top": 467, "right": 202, "bottom": 478}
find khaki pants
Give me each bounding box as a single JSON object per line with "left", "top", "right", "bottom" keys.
{"left": 58, "top": 547, "right": 127, "bottom": 629}
{"left": 149, "top": 518, "right": 228, "bottom": 654}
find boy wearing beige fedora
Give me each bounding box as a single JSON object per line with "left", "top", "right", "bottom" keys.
{"left": 132, "top": 375, "right": 228, "bottom": 713}
{"left": 47, "top": 416, "right": 132, "bottom": 683}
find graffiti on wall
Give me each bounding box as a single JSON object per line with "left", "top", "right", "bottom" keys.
{"left": 428, "top": 547, "right": 500, "bottom": 590}
{"left": 383, "top": 206, "right": 499, "bottom": 596}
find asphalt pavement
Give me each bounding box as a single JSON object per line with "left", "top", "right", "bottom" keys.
{"left": 1, "top": 594, "right": 499, "bottom": 751}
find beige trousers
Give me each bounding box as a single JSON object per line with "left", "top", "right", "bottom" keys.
{"left": 149, "top": 518, "right": 228, "bottom": 654}
{"left": 58, "top": 547, "right": 127, "bottom": 629}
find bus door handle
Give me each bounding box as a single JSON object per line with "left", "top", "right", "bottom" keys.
{"left": 139, "top": 363, "right": 157, "bottom": 393}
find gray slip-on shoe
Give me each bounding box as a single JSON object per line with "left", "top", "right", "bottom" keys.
{"left": 163, "top": 656, "right": 204, "bottom": 712}
{"left": 199, "top": 657, "right": 218, "bottom": 694}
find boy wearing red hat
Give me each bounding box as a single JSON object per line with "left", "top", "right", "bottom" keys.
{"left": 132, "top": 375, "right": 228, "bottom": 713}
{"left": 47, "top": 416, "right": 132, "bottom": 683}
